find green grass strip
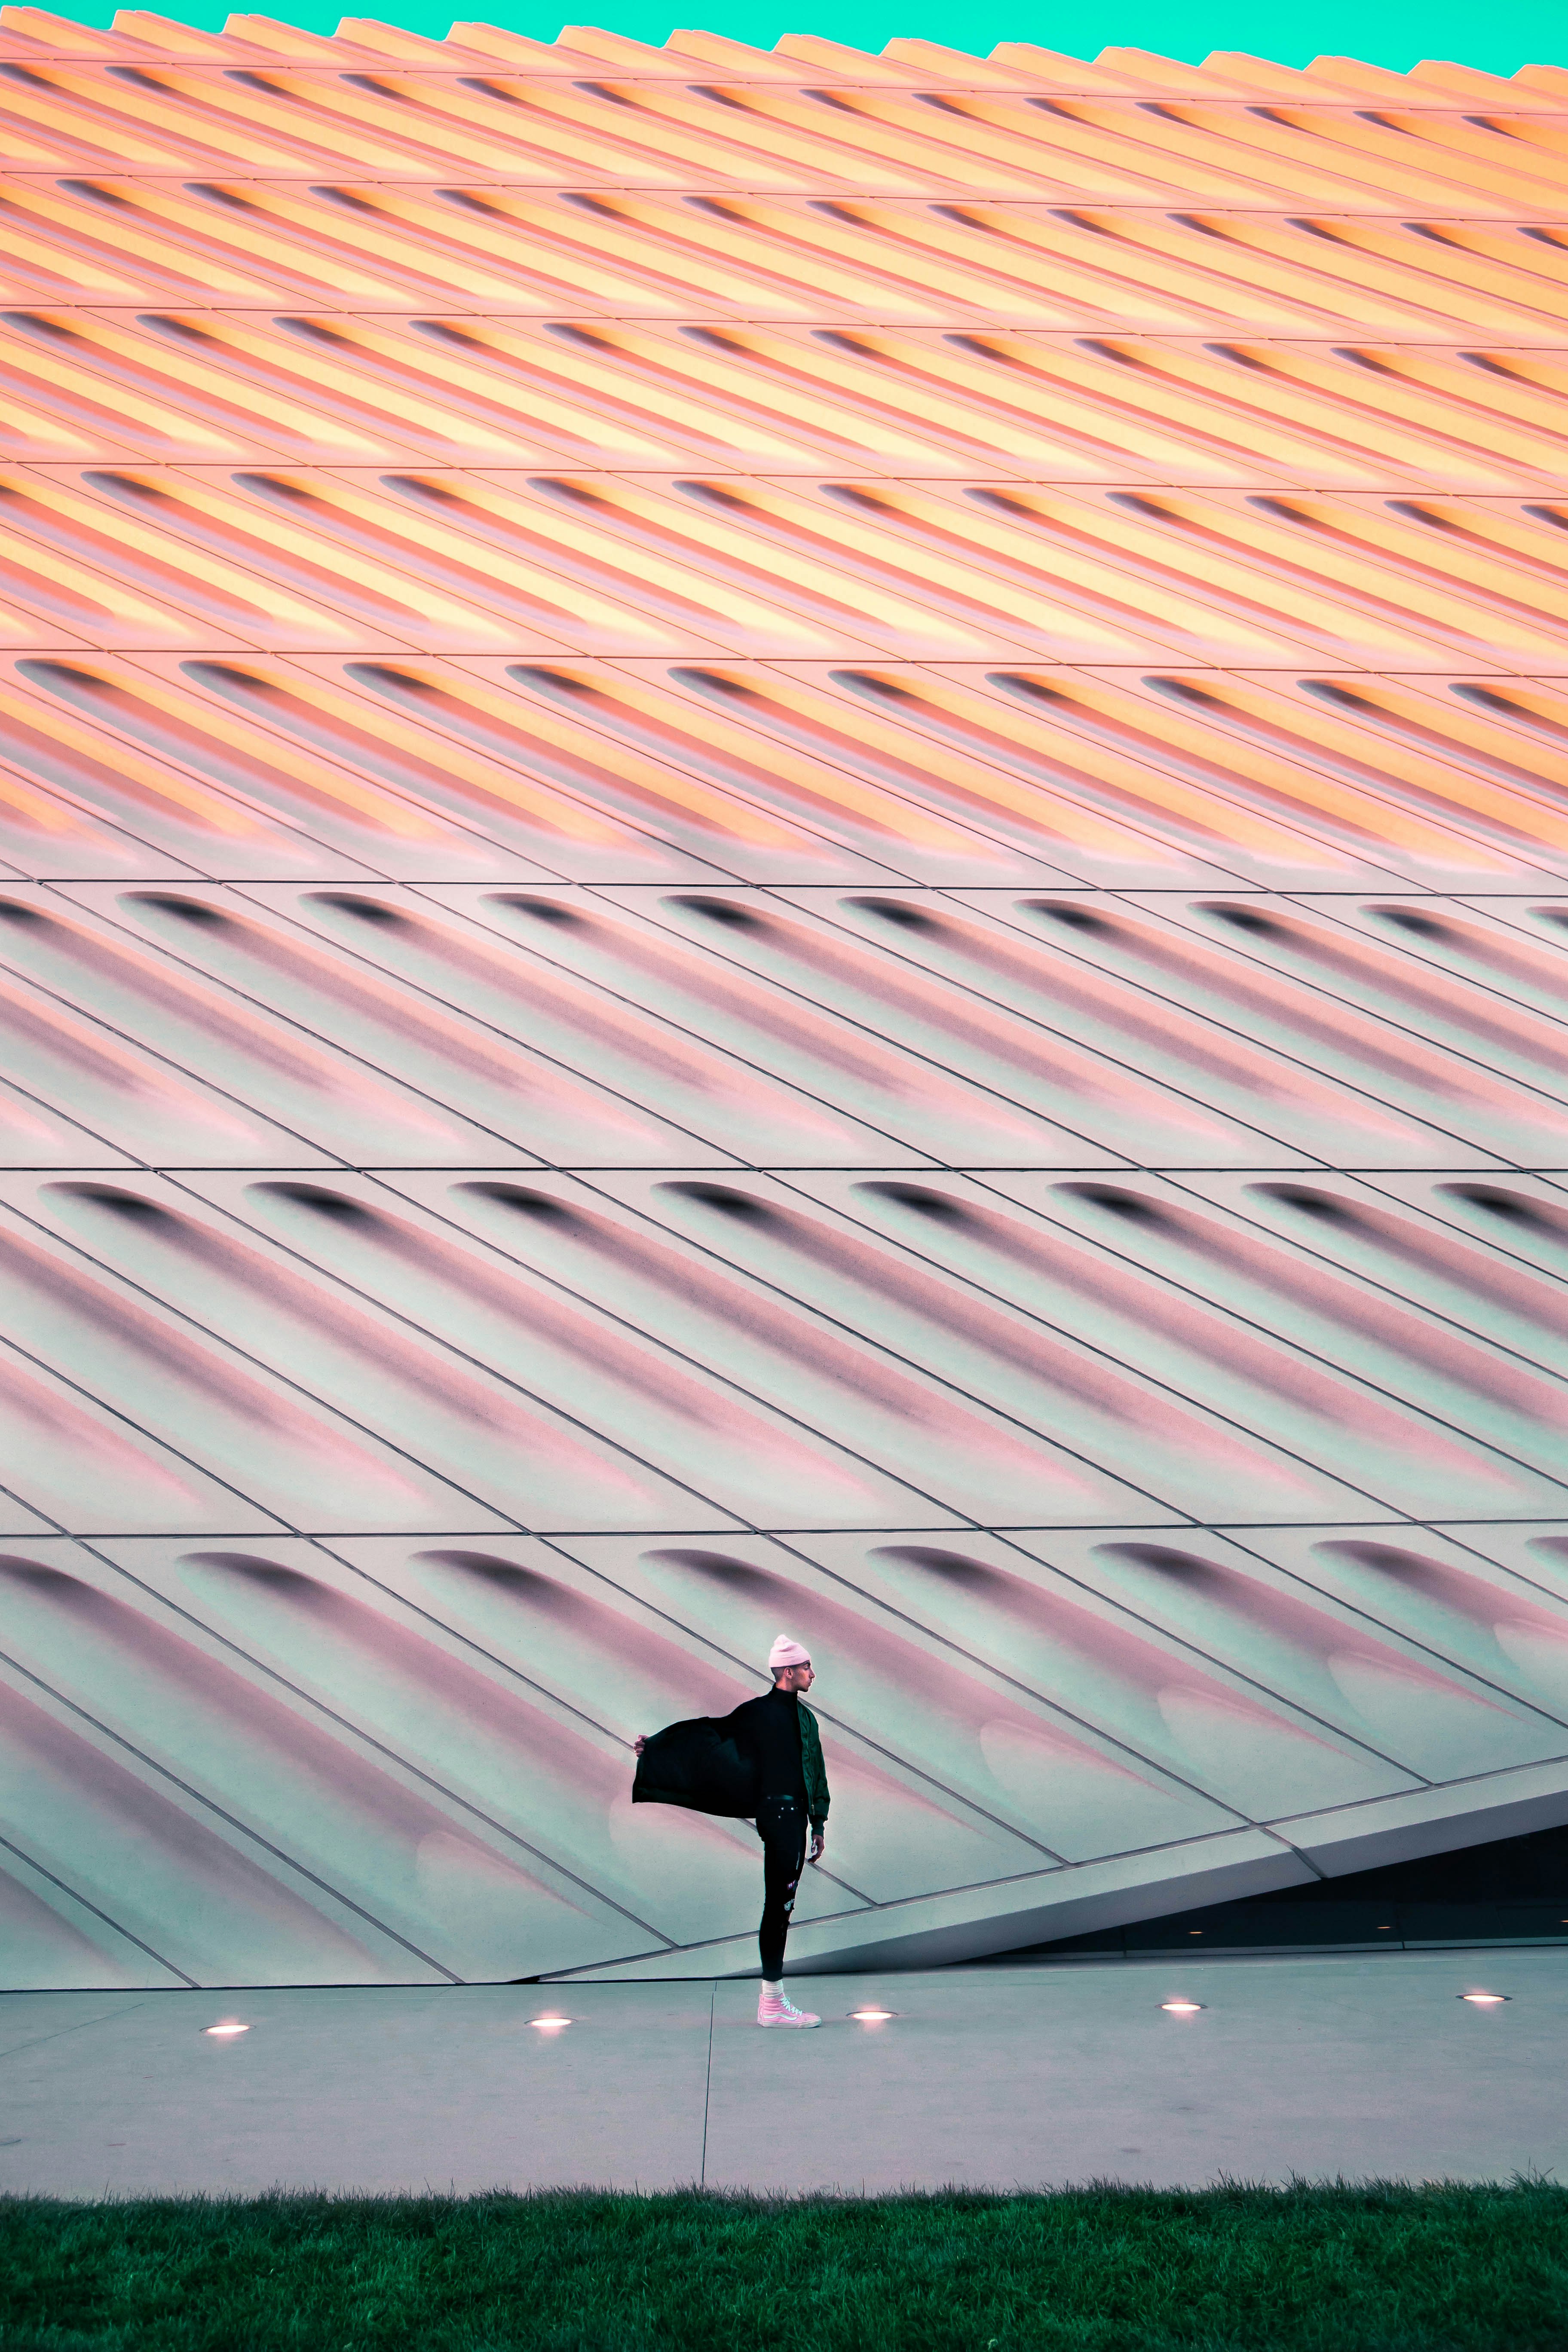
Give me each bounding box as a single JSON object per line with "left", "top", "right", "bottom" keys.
{"left": 3, "top": 2182, "right": 1568, "bottom": 2350}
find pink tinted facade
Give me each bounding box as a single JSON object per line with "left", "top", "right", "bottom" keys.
{"left": 1, "top": 11, "right": 1568, "bottom": 1985}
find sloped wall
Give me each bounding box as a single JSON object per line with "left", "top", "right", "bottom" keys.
{"left": 2, "top": 7, "right": 1568, "bottom": 1984}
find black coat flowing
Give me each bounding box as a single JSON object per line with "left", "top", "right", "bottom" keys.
{"left": 632, "top": 1712, "right": 759, "bottom": 1819}
{"left": 632, "top": 1695, "right": 831, "bottom": 1829}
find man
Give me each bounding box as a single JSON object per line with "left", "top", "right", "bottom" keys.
{"left": 632, "top": 1635, "right": 830, "bottom": 2029}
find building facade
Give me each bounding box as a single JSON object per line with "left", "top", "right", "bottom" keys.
{"left": 2, "top": 9, "right": 1568, "bottom": 1987}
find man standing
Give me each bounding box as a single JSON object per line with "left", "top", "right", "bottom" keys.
{"left": 633, "top": 1635, "right": 830, "bottom": 2029}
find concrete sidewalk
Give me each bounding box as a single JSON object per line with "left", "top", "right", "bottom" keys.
{"left": 0, "top": 1951, "right": 1560, "bottom": 2199}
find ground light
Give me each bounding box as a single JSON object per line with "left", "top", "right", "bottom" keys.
{"left": 529, "top": 2015, "right": 572, "bottom": 2031}
{"left": 849, "top": 2007, "right": 895, "bottom": 2022}
{"left": 1459, "top": 1993, "right": 1510, "bottom": 2006}
{"left": 1160, "top": 2000, "right": 1204, "bottom": 2015}
{"left": 202, "top": 2021, "right": 249, "bottom": 2038}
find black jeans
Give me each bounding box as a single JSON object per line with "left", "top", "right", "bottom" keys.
{"left": 756, "top": 1794, "right": 807, "bottom": 1980}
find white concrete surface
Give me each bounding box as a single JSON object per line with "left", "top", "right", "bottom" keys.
{"left": 0, "top": 1951, "right": 1560, "bottom": 2198}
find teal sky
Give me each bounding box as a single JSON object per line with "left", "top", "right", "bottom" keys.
{"left": 36, "top": 0, "right": 1566, "bottom": 80}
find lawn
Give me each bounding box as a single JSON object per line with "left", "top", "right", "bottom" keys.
{"left": 2, "top": 2183, "right": 1567, "bottom": 2351}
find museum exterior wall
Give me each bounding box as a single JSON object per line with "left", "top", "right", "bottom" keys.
{"left": 1, "top": 7, "right": 1567, "bottom": 1986}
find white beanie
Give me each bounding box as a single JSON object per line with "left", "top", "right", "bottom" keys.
{"left": 768, "top": 1634, "right": 811, "bottom": 1672}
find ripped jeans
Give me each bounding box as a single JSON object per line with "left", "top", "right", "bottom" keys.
{"left": 756, "top": 1793, "right": 807, "bottom": 1980}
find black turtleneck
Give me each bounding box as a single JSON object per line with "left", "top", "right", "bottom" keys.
{"left": 727, "top": 1685, "right": 806, "bottom": 1805}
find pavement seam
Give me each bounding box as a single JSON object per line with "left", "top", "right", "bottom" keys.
{"left": 0, "top": 1999, "right": 153, "bottom": 2071}
{"left": 699, "top": 1978, "right": 716, "bottom": 2188}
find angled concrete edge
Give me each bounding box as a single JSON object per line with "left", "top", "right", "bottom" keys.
{"left": 549, "top": 1760, "right": 1568, "bottom": 1979}
{"left": 1280, "top": 1757, "right": 1568, "bottom": 1880}
{"left": 547, "top": 1828, "right": 1305, "bottom": 1978}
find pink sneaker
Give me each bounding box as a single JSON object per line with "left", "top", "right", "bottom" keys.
{"left": 758, "top": 1984, "right": 821, "bottom": 2028}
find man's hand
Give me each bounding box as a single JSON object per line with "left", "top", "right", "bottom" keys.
{"left": 634, "top": 1735, "right": 646, "bottom": 1757}
{"left": 808, "top": 1831, "right": 825, "bottom": 1866}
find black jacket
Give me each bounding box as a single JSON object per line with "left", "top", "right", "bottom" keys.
{"left": 633, "top": 1696, "right": 831, "bottom": 1832}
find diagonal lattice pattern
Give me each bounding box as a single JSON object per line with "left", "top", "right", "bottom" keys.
{"left": 3, "top": 9, "right": 1568, "bottom": 1988}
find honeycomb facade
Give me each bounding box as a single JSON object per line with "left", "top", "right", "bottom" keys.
{"left": 2, "top": 9, "right": 1568, "bottom": 1987}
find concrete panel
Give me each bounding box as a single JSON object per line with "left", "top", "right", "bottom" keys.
{"left": 1, "top": 18, "right": 1566, "bottom": 1987}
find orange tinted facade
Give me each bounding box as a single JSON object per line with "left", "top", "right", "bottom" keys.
{"left": 3, "top": 15, "right": 1568, "bottom": 1989}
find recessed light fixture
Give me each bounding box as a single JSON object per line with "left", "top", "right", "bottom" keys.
{"left": 529, "top": 2014, "right": 572, "bottom": 2031}
{"left": 202, "top": 2021, "right": 249, "bottom": 2038}
{"left": 1459, "top": 1992, "right": 1510, "bottom": 2006}
{"left": 1160, "top": 2000, "right": 1204, "bottom": 2015}
{"left": 849, "top": 2007, "right": 895, "bottom": 2022}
